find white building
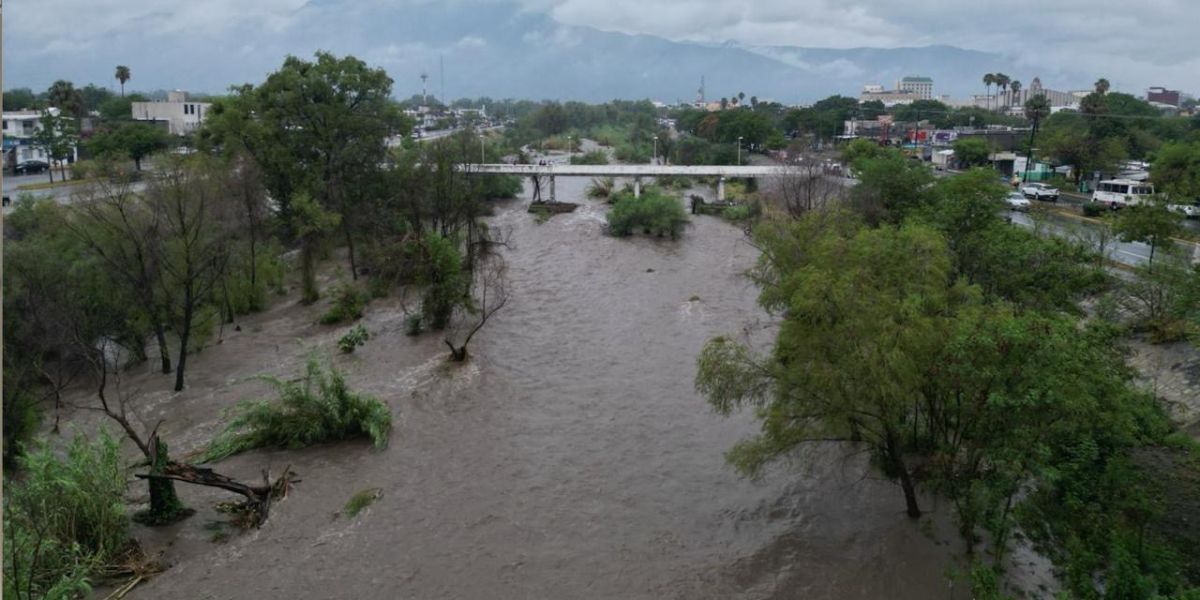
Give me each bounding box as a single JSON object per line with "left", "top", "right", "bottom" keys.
{"left": 898, "top": 76, "right": 934, "bottom": 100}
{"left": 859, "top": 89, "right": 919, "bottom": 107}
{"left": 862, "top": 84, "right": 884, "bottom": 94}
{"left": 131, "top": 90, "right": 211, "bottom": 136}
{"left": 3, "top": 107, "right": 78, "bottom": 169}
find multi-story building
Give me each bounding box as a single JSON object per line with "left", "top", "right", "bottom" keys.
{"left": 898, "top": 76, "right": 934, "bottom": 100}
{"left": 131, "top": 90, "right": 211, "bottom": 136}
{"left": 2, "top": 107, "right": 78, "bottom": 170}
{"left": 859, "top": 89, "right": 918, "bottom": 107}
{"left": 1145, "top": 86, "right": 1193, "bottom": 107}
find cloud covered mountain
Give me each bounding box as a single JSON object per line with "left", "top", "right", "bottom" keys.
{"left": 4, "top": 0, "right": 1077, "bottom": 103}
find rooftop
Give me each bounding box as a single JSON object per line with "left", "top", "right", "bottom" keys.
{"left": 901, "top": 76, "right": 933, "bottom": 83}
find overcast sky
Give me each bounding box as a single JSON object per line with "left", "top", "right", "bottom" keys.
{"left": 4, "top": 0, "right": 1197, "bottom": 96}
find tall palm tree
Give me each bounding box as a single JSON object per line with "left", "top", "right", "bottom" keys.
{"left": 115, "top": 65, "right": 131, "bottom": 97}
{"left": 1094, "top": 78, "right": 1110, "bottom": 95}
{"left": 994, "top": 73, "right": 1011, "bottom": 108}
{"left": 1022, "top": 94, "right": 1051, "bottom": 183}
{"left": 1009, "top": 80, "right": 1022, "bottom": 107}
{"left": 983, "top": 73, "right": 995, "bottom": 110}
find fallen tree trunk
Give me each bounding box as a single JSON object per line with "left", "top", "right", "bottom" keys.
{"left": 136, "top": 463, "right": 294, "bottom": 528}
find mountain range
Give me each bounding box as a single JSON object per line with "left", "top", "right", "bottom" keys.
{"left": 3, "top": 0, "right": 1084, "bottom": 104}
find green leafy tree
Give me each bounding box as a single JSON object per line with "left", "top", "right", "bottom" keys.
{"left": 697, "top": 214, "right": 971, "bottom": 518}
{"left": 952, "top": 137, "right": 992, "bottom": 167}
{"left": 45, "top": 80, "right": 83, "bottom": 116}
{"left": 33, "top": 109, "right": 79, "bottom": 183}
{"left": 849, "top": 149, "right": 935, "bottom": 224}
{"left": 201, "top": 52, "right": 406, "bottom": 278}
{"left": 86, "top": 122, "right": 172, "bottom": 170}
{"left": 3, "top": 88, "right": 39, "bottom": 110}
{"left": 1115, "top": 199, "right": 1182, "bottom": 269}
{"left": 1151, "top": 141, "right": 1200, "bottom": 200}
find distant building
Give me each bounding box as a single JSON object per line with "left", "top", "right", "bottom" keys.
{"left": 968, "top": 77, "right": 1080, "bottom": 110}
{"left": 1146, "top": 86, "right": 1192, "bottom": 107}
{"left": 862, "top": 84, "right": 884, "bottom": 94}
{"left": 898, "top": 76, "right": 934, "bottom": 100}
{"left": 131, "top": 90, "right": 211, "bottom": 136}
{"left": 859, "top": 90, "right": 918, "bottom": 107}
{"left": 2, "top": 107, "right": 79, "bottom": 170}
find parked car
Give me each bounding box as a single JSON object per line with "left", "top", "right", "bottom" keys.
{"left": 14, "top": 160, "right": 49, "bottom": 174}
{"left": 1167, "top": 203, "right": 1200, "bottom": 218}
{"left": 1005, "top": 192, "right": 1031, "bottom": 211}
{"left": 1021, "top": 182, "right": 1060, "bottom": 201}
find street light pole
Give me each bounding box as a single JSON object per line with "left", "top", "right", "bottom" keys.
{"left": 737, "top": 136, "right": 743, "bottom": 165}
{"left": 479, "top": 135, "right": 485, "bottom": 163}
{"left": 653, "top": 137, "right": 658, "bottom": 164}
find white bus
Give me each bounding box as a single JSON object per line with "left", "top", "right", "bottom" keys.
{"left": 1091, "top": 179, "right": 1155, "bottom": 207}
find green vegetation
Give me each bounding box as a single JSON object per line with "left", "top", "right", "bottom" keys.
{"left": 586, "top": 177, "right": 616, "bottom": 199}
{"left": 569, "top": 150, "right": 609, "bottom": 165}
{"left": 202, "top": 358, "right": 392, "bottom": 463}
{"left": 86, "top": 122, "right": 173, "bottom": 171}
{"left": 3, "top": 431, "right": 133, "bottom": 600}
{"left": 952, "top": 137, "right": 992, "bottom": 166}
{"left": 697, "top": 150, "right": 1200, "bottom": 597}
{"left": 320, "top": 283, "right": 370, "bottom": 324}
{"left": 338, "top": 324, "right": 370, "bottom": 353}
{"left": 606, "top": 189, "right": 689, "bottom": 239}
{"left": 343, "top": 488, "right": 383, "bottom": 517}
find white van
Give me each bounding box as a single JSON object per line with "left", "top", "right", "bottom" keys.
{"left": 1091, "top": 179, "right": 1155, "bottom": 207}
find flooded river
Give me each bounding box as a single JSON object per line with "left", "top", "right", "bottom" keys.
{"left": 114, "top": 175, "right": 961, "bottom": 599}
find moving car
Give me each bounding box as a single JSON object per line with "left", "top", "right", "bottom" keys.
{"left": 1167, "top": 203, "right": 1200, "bottom": 218}
{"left": 1021, "top": 182, "right": 1059, "bottom": 201}
{"left": 1005, "top": 192, "right": 1031, "bottom": 211}
{"left": 14, "top": 160, "right": 49, "bottom": 174}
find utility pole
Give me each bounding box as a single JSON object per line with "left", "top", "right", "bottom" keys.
{"left": 440, "top": 55, "right": 445, "bottom": 106}
{"left": 420, "top": 72, "right": 428, "bottom": 105}
{"left": 737, "top": 136, "right": 743, "bottom": 165}
{"left": 480, "top": 134, "right": 485, "bottom": 163}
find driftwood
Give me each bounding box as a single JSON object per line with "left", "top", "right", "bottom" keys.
{"left": 136, "top": 462, "right": 295, "bottom": 528}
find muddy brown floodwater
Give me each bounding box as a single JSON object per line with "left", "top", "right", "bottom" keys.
{"left": 82, "top": 174, "right": 965, "bottom": 599}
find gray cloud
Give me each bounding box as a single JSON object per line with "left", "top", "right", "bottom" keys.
{"left": 3, "top": 0, "right": 1194, "bottom": 96}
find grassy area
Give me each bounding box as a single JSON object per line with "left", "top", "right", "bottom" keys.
{"left": 15, "top": 178, "right": 93, "bottom": 191}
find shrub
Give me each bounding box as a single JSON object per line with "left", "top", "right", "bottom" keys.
{"left": 570, "top": 150, "right": 609, "bottom": 165}
{"left": 343, "top": 488, "right": 382, "bottom": 517}
{"left": 337, "top": 325, "right": 370, "bottom": 353}
{"left": 614, "top": 143, "right": 651, "bottom": 164}
{"left": 320, "top": 283, "right": 369, "bottom": 325}
{"left": 607, "top": 190, "right": 690, "bottom": 239}
{"left": 1082, "top": 202, "right": 1108, "bottom": 218}
{"left": 656, "top": 175, "right": 693, "bottom": 190}
{"left": 3, "top": 431, "right": 132, "bottom": 600}
{"left": 586, "top": 177, "right": 615, "bottom": 199}
{"left": 200, "top": 358, "right": 392, "bottom": 463}
{"left": 722, "top": 204, "right": 752, "bottom": 221}
{"left": 404, "top": 313, "right": 424, "bottom": 336}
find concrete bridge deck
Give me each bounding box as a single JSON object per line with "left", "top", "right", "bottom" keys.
{"left": 461, "top": 164, "right": 792, "bottom": 177}
{"left": 460, "top": 163, "right": 795, "bottom": 201}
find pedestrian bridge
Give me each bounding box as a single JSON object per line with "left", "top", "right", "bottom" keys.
{"left": 459, "top": 163, "right": 795, "bottom": 202}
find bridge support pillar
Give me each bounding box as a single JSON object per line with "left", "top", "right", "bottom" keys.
{"left": 549, "top": 175, "right": 556, "bottom": 202}
{"left": 717, "top": 176, "right": 726, "bottom": 202}
{"left": 633, "top": 177, "right": 642, "bottom": 198}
